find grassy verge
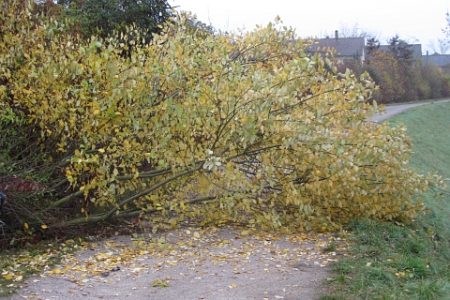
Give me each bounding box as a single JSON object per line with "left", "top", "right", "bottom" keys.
{"left": 323, "top": 101, "right": 450, "bottom": 300}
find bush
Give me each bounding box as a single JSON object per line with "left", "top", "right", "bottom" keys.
{"left": 0, "top": 0, "right": 437, "bottom": 236}
{"left": 364, "top": 50, "right": 450, "bottom": 103}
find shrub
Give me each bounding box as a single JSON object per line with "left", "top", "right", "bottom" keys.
{"left": 365, "top": 51, "right": 406, "bottom": 103}
{"left": 0, "top": 0, "right": 437, "bottom": 235}
{"left": 364, "top": 50, "right": 450, "bottom": 103}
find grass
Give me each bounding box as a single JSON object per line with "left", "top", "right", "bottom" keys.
{"left": 323, "top": 101, "right": 450, "bottom": 300}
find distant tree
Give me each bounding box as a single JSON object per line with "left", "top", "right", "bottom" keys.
{"left": 388, "top": 35, "right": 413, "bottom": 61}
{"left": 336, "top": 24, "right": 370, "bottom": 38}
{"left": 366, "top": 37, "right": 380, "bottom": 56}
{"left": 365, "top": 50, "right": 406, "bottom": 103}
{"left": 440, "top": 13, "right": 450, "bottom": 52}
{"left": 180, "top": 12, "right": 215, "bottom": 37}
{"left": 33, "top": 0, "right": 63, "bottom": 18}
{"left": 445, "top": 13, "right": 450, "bottom": 38}
{"left": 366, "top": 37, "right": 380, "bottom": 48}
{"left": 428, "top": 39, "right": 449, "bottom": 55}
{"left": 57, "top": 0, "right": 172, "bottom": 41}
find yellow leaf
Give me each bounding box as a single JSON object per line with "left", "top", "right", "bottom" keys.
{"left": 2, "top": 273, "right": 14, "bottom": 281}
{"left": 240, "top": 230, "right": 251, "bottom": 236}
{"left": 228, "top": 283, "right": 238, "bottom": 289}
{"left": 49, "top": 268, "right": 63, "bottom": 275}
{"left": 151, "top": 279, "right": 170, "bottom": 288}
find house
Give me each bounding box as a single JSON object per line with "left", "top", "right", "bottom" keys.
{"left": 423, "top": 52, "right": 450, "bottom": 69}
{"left": 308, "top": 31, "right": 366, "bottom": 64}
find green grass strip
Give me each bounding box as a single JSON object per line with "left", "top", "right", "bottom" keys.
{"left": 323, "top": 101, "right": 450, "bottom": 300}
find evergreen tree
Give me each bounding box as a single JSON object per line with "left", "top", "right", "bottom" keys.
{"left": 57, "top": 0, "right": 172, "bottom": 41}
{"left": 388, "top": 35, "right": 413, "bottom": 61}
{"left": 366, "top": 37, "right": 380, "bottom": 57}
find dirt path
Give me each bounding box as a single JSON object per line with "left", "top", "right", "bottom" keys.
{"left": 7, "top": 227, "right": 344, "bottom": 300}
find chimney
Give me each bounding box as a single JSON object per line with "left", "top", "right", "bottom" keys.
{"left": 335, "top": 30, "right": 339, "bottom": 40}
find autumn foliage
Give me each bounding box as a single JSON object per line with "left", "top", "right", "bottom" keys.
{"left": 364, "top": 49, "right": 450, "bottom": 104}
{"left": 0, "top": 0, "right": 437, "bottom": 236}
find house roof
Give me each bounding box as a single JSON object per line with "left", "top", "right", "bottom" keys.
{"left": 424, "top": 54, "right": 450, "bottom": 67}
{"left": 309, "top": 37, "right": 365, "bottom": 58}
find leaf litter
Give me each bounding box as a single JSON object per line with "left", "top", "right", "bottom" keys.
{"left": 5, "top": 226, "right": 348, "bottom": 299}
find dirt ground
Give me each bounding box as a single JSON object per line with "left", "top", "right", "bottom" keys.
{"left": 7, "top": 227, "right": 345, "bottom": 300}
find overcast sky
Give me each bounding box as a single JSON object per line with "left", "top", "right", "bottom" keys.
{"left": 170, "top": 0, "right": 450, "bottom": 54}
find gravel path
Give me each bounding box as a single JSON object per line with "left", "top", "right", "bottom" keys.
{"left": 7, "top": 227, "right": 344, "bottom": 300}
{"left": 370, "top": 99, "right": 450, "bottom": 122}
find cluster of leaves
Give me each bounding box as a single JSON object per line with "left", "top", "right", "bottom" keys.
{"left": 0, "top": 0, "right": 438, "bottom": 236}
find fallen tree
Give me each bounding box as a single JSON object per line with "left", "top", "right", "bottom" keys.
{"left": 0, "top": 0, "right": 439, "bottom": 239}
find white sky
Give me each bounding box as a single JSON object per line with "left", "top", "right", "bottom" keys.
{"left": 170, "top": 0, "right": 450, "bottom": 53}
